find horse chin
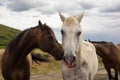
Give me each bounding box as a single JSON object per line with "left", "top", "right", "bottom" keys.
{"left": 65, "top": 61, "right": 76, "bottom": 68}
{"left": 54, "top": 53, "right": 64, "bottom": 61}
{"left": 55, "top": 57, "right": 61, "bottom": 61}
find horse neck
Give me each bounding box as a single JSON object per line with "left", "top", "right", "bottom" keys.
{"left": 77, "top": 34, "right": 84, "bottom": 62}
{"left": 9, "top": 31, "right": 35, "bottom": 60}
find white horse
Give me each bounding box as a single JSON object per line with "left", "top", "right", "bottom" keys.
{"left": 59, "top": 12, "right": 98, "bottom": 80}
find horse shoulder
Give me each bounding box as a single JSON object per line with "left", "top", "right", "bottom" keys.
{"left": 82, "top": 41, "right": 96, "bottom": 56}
{"left": 82, "top": 41, "right": 98, "bottom": 75}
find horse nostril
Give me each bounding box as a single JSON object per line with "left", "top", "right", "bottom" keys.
{"left": 71, "top": 56, "right": 75, "bottom": 63}
{"left": 63, "top": 55, "right": 76, "bottom": 64}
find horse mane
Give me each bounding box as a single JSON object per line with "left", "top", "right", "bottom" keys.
{"left": 8, "top": 29, "right": 28, "bottom": 52}
{"left": 7, "top": 24, "right": 54, "bottom": 52}
{"left": 90, "top": 41, "right": 113, "bottom": 44}
{"left": 41, "top": 24, "right": 56, "bottom": 38}
{"left": 7, "top": 26, "right": 40, "bottom": 52}
{"left": 117, "top": 44, "right": 120, "bottom": 46}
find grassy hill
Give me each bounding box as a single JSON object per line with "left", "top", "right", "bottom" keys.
{"left": 0, "top": 24, "right": 21, "bottom": 48}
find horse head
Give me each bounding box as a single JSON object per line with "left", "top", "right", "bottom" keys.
{"left": 32, "top": 20, "right": 64, "bottom": 60}
{"left": 59, "top": 12, "right": 84, "bottom": 68}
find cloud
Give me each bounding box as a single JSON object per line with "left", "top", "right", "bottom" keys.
{"left": 79, "top": 1, "right": 94, "bottom": 10}
{"left": 91, "top": 0, "right": 120, "bottom": 13}
{"left": 100, "top": 4, "right": 120, "bottom": 13}
{"left": 0, "top": 3, "right": 3, "bottom": 6}
{"left": 0, "top": 0, "right": 120, "bottom": 43}
{"left": 0, "top": 0, "right": 9, "bottom": 3}
{"left": 7, "top": 0, "right": 38, "bottom": 11}
{"left": 6, "top": 0, "right": 50, "bottom": 12}
{"left": 6, "top": 0, "right": 93, "bottom": 15}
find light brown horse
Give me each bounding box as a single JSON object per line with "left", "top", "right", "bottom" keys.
{"left": 1, "top": 20, "right": 64, "bottom": 80}
{"left": 90, "top": 41, "right": 120, "bottom": 80}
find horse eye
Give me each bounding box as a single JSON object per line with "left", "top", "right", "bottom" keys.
{"left": 48, "top": 36, "right": 54, "bottom": 41}
{"left": 61, "top": 30, "right": 65, "bottom": 35}
{"left": 76, "top": 31, "right": 81, "bottom": 36}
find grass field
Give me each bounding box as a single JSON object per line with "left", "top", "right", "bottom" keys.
{"left": 0, "top": 24, "right": 21, "bottom": 49}
{"left": 31, "top": 49, "right": 62, "bottom": 75}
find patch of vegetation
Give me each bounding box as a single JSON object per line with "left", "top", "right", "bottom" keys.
{"left": 31, "top": 49, "right": 61, "bottom": 75}
{"left": 0, "top": 24, "right": 21, "bottom": 48}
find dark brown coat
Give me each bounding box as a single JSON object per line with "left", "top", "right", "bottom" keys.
{"left": 1, "top": 20, "right": 64, "bottom": 80}
{"left": 90, "top": 41, "right": 120, "bottom": 80}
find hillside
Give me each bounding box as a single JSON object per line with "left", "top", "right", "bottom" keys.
{"left": 0, "top": 24, "right": 21, "bottom": 48}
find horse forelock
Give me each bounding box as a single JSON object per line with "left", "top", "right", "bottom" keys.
{"left": 64, "top": 17, "right": 77, "bottom": 27}
{"left": 44, "top": 24, "right": 56, "bottom": 38}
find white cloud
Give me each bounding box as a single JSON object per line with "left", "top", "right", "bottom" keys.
{"left": 0, "top": 0, "right": 120, "bottom": 43}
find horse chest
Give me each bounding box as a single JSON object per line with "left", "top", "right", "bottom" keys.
{"left": 62, "top": 63, "right": 89, "bottom": 80}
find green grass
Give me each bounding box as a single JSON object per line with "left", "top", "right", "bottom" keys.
{"left": 0, "top": 24, "right": 21, "bottom": 48}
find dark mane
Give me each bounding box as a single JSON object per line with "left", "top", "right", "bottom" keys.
{"left": 8, "top": 30, "right": 27, "bottom": 50}
{"left": 40, "top": 23, "right": 56, "bottom": 37}
{"left": 30, "top": 26, "right": 39, "bottom": 30}
{"left": 43, "top": 24, "right": 53, "bottom": 32}
{"left": 8, "top": 26, "right": 41, "bottom": 51}
{"left": 117, "top": 44, "right": 120, "bottom": 46}
{"left": 90, "top": 41, "right": 113, "bottom": 44}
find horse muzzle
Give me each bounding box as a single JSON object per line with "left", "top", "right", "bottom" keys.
{"left": 63, "top": 55, "right": 76, "bottom": 68}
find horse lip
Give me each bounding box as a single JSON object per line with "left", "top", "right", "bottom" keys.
{"left": 65, "top": 61, "right": 76, "bottom": 68}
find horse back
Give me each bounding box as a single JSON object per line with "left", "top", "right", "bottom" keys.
{"left": 116, "top": 44, "right": 120, "bottom": 52}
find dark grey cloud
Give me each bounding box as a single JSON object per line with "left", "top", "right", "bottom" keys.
{"left": 79, "top": 1, "right": 94, "bottom": 10}
{"left": 0, "top": 3, "right": 2, "bottom": 6}
{"left": 7, "top": 0, "right": 48, "bottom": 12}
{"left": 8, "top": 4, "right": 32, "bottom": 11}
{"left": 7, "top": 1, "right": 33, "bottom": 11}
{"left": 0, "top": 2, "right": 6, "bottom": 6}
{"left": 100, "top": 4, "right": 120, "bottom": 13}
{"left": 6, "top": 0, "right": 94, "bottom": 15}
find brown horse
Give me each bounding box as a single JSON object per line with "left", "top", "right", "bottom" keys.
{"left": 116, "top": 44, "right": 120, "bottom": 52}
{"left": 90, "top": 41, "right": 120, "bottom": 80}
{"left": 1, "top": 20, "right": 64, "bottom": 80}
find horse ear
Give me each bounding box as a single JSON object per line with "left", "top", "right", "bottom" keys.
{"left": 38, "top": 20, "right": 42, "bottom": 26}
{"left": 75, "top": 12, "right": 84, "bottom": 23}
{"left": 38, "top": 20, "right": 45, "bottom": 31}
{"left": 88, "top": 39, "right": 91, "bottom": 42}
{"left": 59, "top": 12, "right": 66, "bottom": 22}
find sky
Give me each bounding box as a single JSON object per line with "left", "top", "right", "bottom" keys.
{"left": 0, "top": 0, "right": 120, "bottom": 43}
